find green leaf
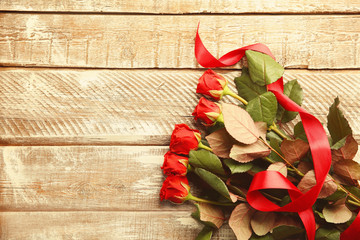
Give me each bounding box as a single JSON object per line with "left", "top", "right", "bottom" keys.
{"left": 272, "top": 226, "right": 304, "bottom": 240}
{"left": 315, "top": 228, "right": 341, "bottom": 240}
{"left": 331, "top": 136, "right": 347, "bottom": 150}
{"left": 294, "top": 121, "right": 308, "bottom": 142}
{"left": 246, "top": 92, "right": 278, "bottom": 126}
{"left": 266, "top": 131, "right": 283, "bottom": 142}
{"left": 277, "top": 79, "right": 303, "bottom": 123}
{"left": 195, "top": 226, "right": 213, "bottom": 240}
{"left": 246, "top": 50, "right": 284, "bottom": 86}
{"left": 223, "top": 158, "right": 253, "bottom": 174}
{"left": 194, "top": 168, "right": 231, "bottom": 200}
{"left": 249, "top": 233, "right": 275, "bottom": 240}
{"left": 235, "top": 67, "right": 267, "bottom": 101}
{"left": 269, "top": 138, "right": 283, "bottom": 162}
{"left": 324, "top": 189, "right": 347, "bottom": 202}
{"left": 189, "top": 150, "right": 226, "bottom": 176}
{"left": 327, "top": 97, "right": 352, "bottom": 146}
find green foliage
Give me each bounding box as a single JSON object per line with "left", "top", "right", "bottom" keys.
{"left": 246, "top": 92, "right": 278, "bottom": 126}
{"left": 249, "top": 233, "right": 274, "bottom": 240}
{"left": 276, "top": 79, "right": 303, "bottom": 123}
{"left": 194, "top": 168, "right": 231, "bottom": 200}
{"left": 272, "top": 225, "right": 304, "bottom": 240}
{"left": 327, "top": 97, "right": 352, "bottom": 146}
{"left": 315, "top": 228, "right": 341, "bottom": 240}
{"left": 324, "top": 189, "right": 347, "bottom": 202}
{"left": 294, "top": 121, "right": 308, "bottom": 142}
{"left": 246, "top": 50, "right": 284, "bottom": 86}
{"left": 235, "top": 67, "right": 267, "bottom": 101}
{"left": 195, "top": 226, "right": 213, "bottom": 240}
{"left": 223, "top": 158, "right": 253, "bottom": 174}
{"left": 189, "top": 150, "right": 226, "bottom": 176}
{"left": 269, "top": 138, "right": 283, "bottom": 162}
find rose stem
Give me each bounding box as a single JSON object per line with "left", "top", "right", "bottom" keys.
{"left": 223, "top": 87, "right": 248, "bottom": 105}
{"left": 187, "top": 193, "right": 237, "bottom": 206}
{"left": 269, "top": 122, "right": 290, "bottom": 140}
{"left": 198, "top": 142, "right": 213, "bottom": 152}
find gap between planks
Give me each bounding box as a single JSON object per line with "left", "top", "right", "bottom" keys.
{"left": 1, "top": 0, "right": 360, "bottom": 14}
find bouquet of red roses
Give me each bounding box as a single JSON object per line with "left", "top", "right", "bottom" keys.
{"left": 159, "top": 35, "right": 360, "bottom": 240}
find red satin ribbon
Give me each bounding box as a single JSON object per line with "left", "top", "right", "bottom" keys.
{"left": 195, "top": 25, "right": 359, "bottom": 240}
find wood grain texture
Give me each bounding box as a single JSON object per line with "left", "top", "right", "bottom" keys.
{"left": 0, "top": 211, "right": 235, "bottom": 240}
{"left": 1, "top": 69, "right": 359, "bottom": 145}
{"left": 0, "top": 146, "right": 192, "bottom": 211}
{"left": 1, "top": 14, "right": 360, "bottom": 69}
{"left": 1, "top": 0, "right": 360, "bottom": 13}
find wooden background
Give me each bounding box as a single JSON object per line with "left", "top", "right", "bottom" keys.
{"left": 1, "top": 1, "right": 360, "bottom": 239}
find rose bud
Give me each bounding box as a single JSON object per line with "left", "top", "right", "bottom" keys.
{"left": 196, "top": 69, "right": 228, "bottom": 100}
{"left": 192, "top": 97, "right": 223, "bottom": 126}
{"left": 161, "top": 151, "right": 189, "bottom": 176}
{"left": 160, "top": 175, "right": 190, "bottom": 204}
{"left": 169, "top": 124, "right": 201, "bottom": 155}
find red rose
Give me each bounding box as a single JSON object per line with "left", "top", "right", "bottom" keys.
{"left": 170, "top": 124, "right": 201, "bottom": 155}
{"left": 196, "top": 69, "right": 228, "bottom": 100}
{"left": 192, "top": 97, "right": 223, "bottom": 126}
{"left": 160, "top": 175, "right": 190, "bottom": 203}
{"left": 161, "top": 151, "right": 189, "bottom": 176}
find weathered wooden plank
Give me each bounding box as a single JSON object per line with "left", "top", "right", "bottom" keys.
{"left": 1, "top": 69, "right": 359, "bottom": 145}
{"left": 1, "top": 0, "right": 360, "bottom": 13}
{"left": 0, "top": 211, "right": 235, "bottom": 239}
{"left": 1, "top": 14, "right": 360, "bottom": 69}
{"left": 0, "top": 146, "right": 193, "bottom": 211}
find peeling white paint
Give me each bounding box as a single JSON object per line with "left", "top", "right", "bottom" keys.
{"left": 175, "top": 217, "right": 198, "bottom": 226}
{"left": 25, "top": 15, "right": 40, "bottom": 39}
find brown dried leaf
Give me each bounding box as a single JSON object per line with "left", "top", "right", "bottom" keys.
{"left": 229, "top": 204, "right": 255, "bottom": 240}
{"left": 222, "top": 103, "right": 259, "bottom": 144}
{"left": 297, "top": 170, "right": 337, "bottom": 198}
{"left": 333, "top": 159, "right": 360, "bottom": 182}
{"left": 255, "top": 121, "right": 267, "bottom": 140}
{"left": 267, "top": 162, "right": 287, "bottom": 177}
{"left": 323, "top": 204, "right": 352, "bottom": 224}
{"left": 206, "top": 128, "right": 235, "bottom": 158}
{"left": 297, "top": 161, "right": 312, "bottom": 175}
{"left": 229, "top": 192, "right": 245, "bottom": 203}
{"left": 197, "top": 203, "right": 225, "bottom": 229}
{"left": 332, "top": 135, "right": 358, "bottom": 162}
{"left": 230, "top": 141, "right": 270, "bottom": 163}
{"left": 281, "top": 139, "right": 309, "bottom": 164}
{"left": 250, "top": 212, "right": 276, "bottom": 236}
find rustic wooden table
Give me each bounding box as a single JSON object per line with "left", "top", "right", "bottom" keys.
{"left": 1, "top": 1, "right": 360, "bottom": 239}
